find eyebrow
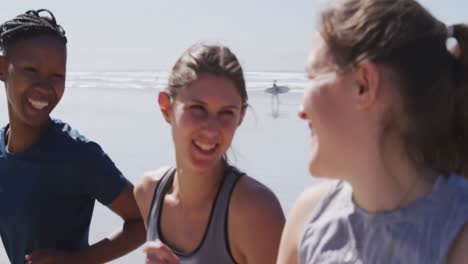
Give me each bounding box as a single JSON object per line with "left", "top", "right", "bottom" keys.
{"left": 189, "top": 99, "right": 241, "bottom": 110}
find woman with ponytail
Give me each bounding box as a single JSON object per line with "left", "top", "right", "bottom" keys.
{"left": 277, "top": 0, "right": 468, "bottom": 263}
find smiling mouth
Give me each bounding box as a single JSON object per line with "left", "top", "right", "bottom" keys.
{"left": 27, "top": 98, "right": 49, "bottom": 110}
{"left": 193, "top": 140, "right": 217, "bottom": 152}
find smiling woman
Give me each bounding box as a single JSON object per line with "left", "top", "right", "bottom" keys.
{"left": 2, "top": 35, "right": 66, "bottom": 131}
{"left": 277, "top": 0, "right": 468, "bottom": 263}
{"left": 134, "top": 43, "right": 285, "bottom": 264}
{"left": 0, "top": 9, "right": 145, "bottom": 264}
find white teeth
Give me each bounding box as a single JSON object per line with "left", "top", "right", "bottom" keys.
{"left": 194, "top": 141, "right": 216, "bottom": 151}
{"left": 28, "top": 99, "right": 49, "bottom": 110}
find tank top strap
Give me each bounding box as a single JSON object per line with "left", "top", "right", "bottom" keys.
{"left": 146, "top": 165, "right": 243, "bottom": 263}
{"left": 147, "top": 167, "right": 176, "bottom": 241}
{"left": 198, "top": 165, "right": 244, "bottom": 260}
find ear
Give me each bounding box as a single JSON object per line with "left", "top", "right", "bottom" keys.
{"left": 0, "top": 55, "right": 6, "bottom": 82}
{"left": 352, "top": 60, "right": 381, "bottom": 110}
{"left": 158, "top": 91, "right": 172, "bottom": 123}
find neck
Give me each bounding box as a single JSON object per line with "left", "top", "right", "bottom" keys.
{"left": 344, "top": 136, "right": 436, "bottom": 213}
{"left": 6, "top": 111, "right": 50, "bottom": 153}
{"left": 170, "top": 160, "right": 226, "bottom": 210}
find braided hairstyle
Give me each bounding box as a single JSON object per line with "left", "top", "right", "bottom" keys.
{"left": 0, "top": 9, "right": 67, "bottom": 53}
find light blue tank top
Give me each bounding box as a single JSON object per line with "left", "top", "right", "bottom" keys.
{"left": 299, "top": 175, "right": 468, "bottom": 264}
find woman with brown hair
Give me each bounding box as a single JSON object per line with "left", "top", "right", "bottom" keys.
{"left": 134, "top": 43, "right": 285, "bottom": 264}
{"left": 277, "top": 0, "right": 468, "bottom": 263}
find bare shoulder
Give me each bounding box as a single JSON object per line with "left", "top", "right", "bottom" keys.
{"left": 133, "top": 166, "right": 172, "bottom": 227}
{"left": 276, "top": 180, "right": 337, "bottom": 264}
{"left": 134, "top": 166, "right": 171, "bottom": 199}
{"left": 447, "top": 222, "right": 468, "bottom": 264}
{"left": 290, "top": 180, "right": 336, "bottom": 220}
{"left": 230, "top": 175, "right": 283, "bottom": 216}
{"left": 228, "top": 174, "right": 285, "bottom": 263}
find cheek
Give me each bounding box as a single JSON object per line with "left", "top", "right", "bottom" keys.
{"left": 221, "top": 122, "right": 238, "bottom": 139}
{"left": 221, "top": 113, "right": 243, "bottom": 133}
{"left": 54, "top": 79, "right": 66, "bottom": 95}
{"left": 302, "top": 85, "right": 329, "bottom": 119}
{"left": 171, "top": 122, "right": 192, "bottom": 151}
{"left": 313, "top": 82, "right": 346, "bottom": 117}
{"left": 178, "top": 111, "right": 202, "bottom": 129}
{"left": 169, "top": 108, "right": 189, "bottom": 138}
{"left": 5, "top": 78, "right": 23, "bottom": 104}
{"left": 312, "top": 90, "right": 333, "bottom": 118}
{"left": 55, "top": 87, "right": 65, "bottom": 102}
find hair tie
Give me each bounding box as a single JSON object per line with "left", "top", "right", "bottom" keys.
{"left": 446, "top": 25, "right": 460, "bottom": 56}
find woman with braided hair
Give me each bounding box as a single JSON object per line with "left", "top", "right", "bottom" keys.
{"left": 0, "top": 9, "right": 145, "bottom": 264}
{"left": 277, "top": 0, "right": 468, "bottom": 263}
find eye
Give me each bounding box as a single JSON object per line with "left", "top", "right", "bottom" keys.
{"left": 220, "top": 110, "right": 235, "bottom": 116}
{"left": 52, "top": 73, "right": 65, "bottom": 80}
{"left": 23, "top": 67, "right": 37, "bottom": 73}
{"left": 190, "top": 105, "right": 204, "bottom": 111}
{"left": 189, "top": 105, "right": 206, "bottom": 116}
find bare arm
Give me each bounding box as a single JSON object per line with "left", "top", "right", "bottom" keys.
{"left": 276, "top": 181, "right": 334, "bottom": 264}
{"left": 28, "top": 183, "right": 146, "bottom": 264}
{"left": 447, "top": 223, "right": 468, "bottom": 264}
{"left": 228, "top": 177, "right": 285, "bottom": 264}
{"left": 78, "top": 183, "right": 146, "bottom": 263}
{"left": 134, "top": 167, "right": 169, "bottom": 229}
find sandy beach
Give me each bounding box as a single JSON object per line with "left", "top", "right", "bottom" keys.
{"left": 0, "top": 73, "right": 316, "bottom": 263}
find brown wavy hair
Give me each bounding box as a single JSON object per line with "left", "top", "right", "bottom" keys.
{"left": 320, "top": 0, "right": 468, "bottom": 177}
{"left": 165, "top": 43, "right": 248, "bottom": 107}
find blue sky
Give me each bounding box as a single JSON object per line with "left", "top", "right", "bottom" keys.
{"left": 1, "top": 0, "right": 467, "bottom": 72}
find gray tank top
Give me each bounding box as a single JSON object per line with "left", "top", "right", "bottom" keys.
{"left": 147, "top": 166, "right": 243, "bottom": 264}
{"left": 299, "top": 175, "right": 468, "bottom": 264}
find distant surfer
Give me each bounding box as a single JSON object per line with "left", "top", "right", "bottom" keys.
{"left": 266, "top": 80, "right": 290, "bottom": 95}
{"left": 265, "top": 80, "right": 289, "bottom": 118}
{"left": 273, "top": 80, "right": 279, "bottom": 93}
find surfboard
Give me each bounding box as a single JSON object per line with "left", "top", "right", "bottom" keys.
{"left": 265, "top": 85, "right": 290, "bottom": 94}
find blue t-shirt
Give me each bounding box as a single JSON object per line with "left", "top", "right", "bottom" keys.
{"left": 0, "top": 119, "right": 127, "bottom": 264}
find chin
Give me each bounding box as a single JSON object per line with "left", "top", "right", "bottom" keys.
{"left": 308, "top": 161, "right": 323, "bottom": 178}
{"left": 189, "top": 158, "right": 221, "bottom": 174}
{"left": 307, "top": 141, "right": 336, "bottom": 178}
{"left": 309, "top": 157, "right": 346, "bottom": 180}
{"left": 308, "top": 153, "right": 334, "bottom": 179}
{"left": 308, "top": 147, "right": 320, "bottom": 175}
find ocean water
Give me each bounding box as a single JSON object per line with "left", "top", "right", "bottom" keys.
{"left": 65, "top": 70, "right": 308, "bottom": 92}
{"left": 0, "top": 71, "right": 316, "bottom": 263}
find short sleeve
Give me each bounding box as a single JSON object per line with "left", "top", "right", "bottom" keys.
{"left": 81, "top": 141, "right": 128, "bottom": 205}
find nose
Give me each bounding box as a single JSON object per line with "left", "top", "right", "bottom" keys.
{"left": 202, "top": 114, "right": 221, "bottom": 137}
{"left": 298, "top": 105, "right": 307, "bottom": 119}
{"left": 36, "top": 79, "right": 53, "bottom": 90}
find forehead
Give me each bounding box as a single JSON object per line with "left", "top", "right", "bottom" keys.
{"left": 6, "top": 35, "right": 66, "bottom": 61}
{"left": 306, "top": 34, "right": 336, "bottom": 75}
{"left": 177, "top": 74, "right": 242, "bottom": 105}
